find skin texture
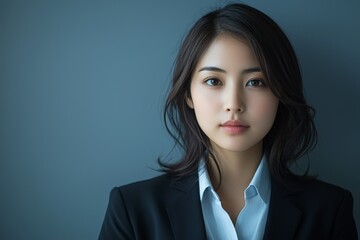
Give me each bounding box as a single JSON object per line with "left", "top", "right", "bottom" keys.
{"left": 186, "top": 35, "right": 279, "bottom": 223}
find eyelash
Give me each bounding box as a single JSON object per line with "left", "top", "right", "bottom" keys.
{"left": 204, "top": 78, "right": 223, "bottom": 86}
{"left": 245, "top": 79, "right": 266, "bottom": 87}
{"left": 203, "top": 78, "right": 266, "bottom": 87}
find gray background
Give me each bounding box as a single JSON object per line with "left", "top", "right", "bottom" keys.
{"left": 1, "top": 0, "right": 359, "bottom": 239}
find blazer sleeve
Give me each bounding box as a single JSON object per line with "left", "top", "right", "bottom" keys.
{"left": 99, "top": 187, "right": 135, "bottom": 240}
{"left": 330, "top": 190, "right": 358, "bottom": 240}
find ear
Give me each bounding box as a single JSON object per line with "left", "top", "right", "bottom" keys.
{"left": 186, "top": 95, "right": 194, "bottom": 109}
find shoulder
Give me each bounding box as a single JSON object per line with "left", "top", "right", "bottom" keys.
{"left": 106, "top": 173, "right": 199, "bottom": 226}
{"left": 100, "top": 174, "right": 188, "bottom": 239}
{"left": 277, "top": 178, "right": 355, "bottom": 216}
{"left": 111, "top": 173, "right": 198, "bottom": 206}
{"left": 292, "top": 179, "right": 352, "bottom": 204}
{"left": 103, "top": 174, "right": 176, "bottom": 227}
{"left": 278, "top": 178, "right": 358, "bottom": 238}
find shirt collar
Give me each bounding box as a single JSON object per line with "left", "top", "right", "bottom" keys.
{"left": 246, "top": 155, "right": 271, "bottom": 204}
{"left": 198, "top": 154, "right": 271, "bottom": 204}
{"left": 198, "top": 159, "right": 213, "bottom": 201}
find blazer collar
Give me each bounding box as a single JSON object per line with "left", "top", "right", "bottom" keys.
{"left": 263, "top": 177, "right": 303, "bottom": 240}
{"left": 164, "top": 174, "right": 304, "bottom": 240}
{"left": 165, "top": 173, "right": 207, "bottom": 240}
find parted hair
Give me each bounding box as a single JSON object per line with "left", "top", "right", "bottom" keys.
{"left": 158, "top": 3, "right": 317, "bottom": 185}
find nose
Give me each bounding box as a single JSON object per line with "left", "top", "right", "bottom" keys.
{"left": 224, "top": 86, "right": 245, "bottom": 113}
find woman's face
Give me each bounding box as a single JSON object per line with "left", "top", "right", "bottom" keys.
{"left": 187, "top": 35, "right": 279, "bottom": 155}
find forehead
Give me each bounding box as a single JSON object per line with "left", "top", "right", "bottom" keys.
{"left": 195, "top": 35, "right": 258, "bottom": 69}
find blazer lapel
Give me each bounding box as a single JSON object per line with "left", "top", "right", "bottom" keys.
{"left": 165, "top": 174, "right": 207, "bottom": 240}
{"left": 263, "top": 177, "right": 303, "bottom": 240}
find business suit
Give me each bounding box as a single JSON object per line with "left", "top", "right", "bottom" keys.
{"left": 99, "top": 173, "right": 358, "bottom": 239}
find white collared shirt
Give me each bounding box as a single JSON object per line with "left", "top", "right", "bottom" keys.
{"left": 198, "top": 155, "right": 271, "bottom": 240}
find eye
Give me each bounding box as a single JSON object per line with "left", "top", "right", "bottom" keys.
{"left": 204, "top": 78, "right": 222, "bottom": 86}
{"left": 245, "top": 79, "right": 265, "bottom": 87}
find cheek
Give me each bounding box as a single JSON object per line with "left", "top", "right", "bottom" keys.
{"left": 193, "top": 98, "right": 213, "bottom": 121}
{"left": 251, "top": 95, "right": 279, "bottom": 125}
{"left": 191, "top": 89, "right": 221, "bottom": 117}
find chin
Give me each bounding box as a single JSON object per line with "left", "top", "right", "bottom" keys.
{"left": 211, "top": 139, "right": 263, "bottom": 154}
{"left": 212, "top": 143, "right": 254, "bottom": 153}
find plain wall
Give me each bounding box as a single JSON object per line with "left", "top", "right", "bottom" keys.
{"left": 1, "top": 0, "right": 359, "bottom": 239}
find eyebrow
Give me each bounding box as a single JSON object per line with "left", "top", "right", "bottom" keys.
{"left": 198, "top": 66, "right": 261, "bottom": 75}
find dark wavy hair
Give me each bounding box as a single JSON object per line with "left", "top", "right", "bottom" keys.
{"left": 158, "top": 3, "right": 317, "bottom": 185}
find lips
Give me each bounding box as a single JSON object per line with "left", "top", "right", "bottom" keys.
{"left": 221, "top": 120, "right": 249, "bottom": 127}
{"left": 220, "top": 120, "right": 249, "bottom": 134}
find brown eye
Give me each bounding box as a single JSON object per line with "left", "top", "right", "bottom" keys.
{"left": 205, "top": 78, "right": 222, "bottom": 86}
{"left": 246, "top": 79, "right": 265, "bottom": 87}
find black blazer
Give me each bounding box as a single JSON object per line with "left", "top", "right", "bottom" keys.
{"left": 99, "top": 173, "right": 358, "bottom": 239}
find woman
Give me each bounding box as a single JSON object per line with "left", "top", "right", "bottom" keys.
{"left": 99, "top": 3, "right": 358, "bottom": 239}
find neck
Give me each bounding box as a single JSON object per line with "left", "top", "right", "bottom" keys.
{"left": 207, "top": 141, "right": 263, "bottom": 191}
